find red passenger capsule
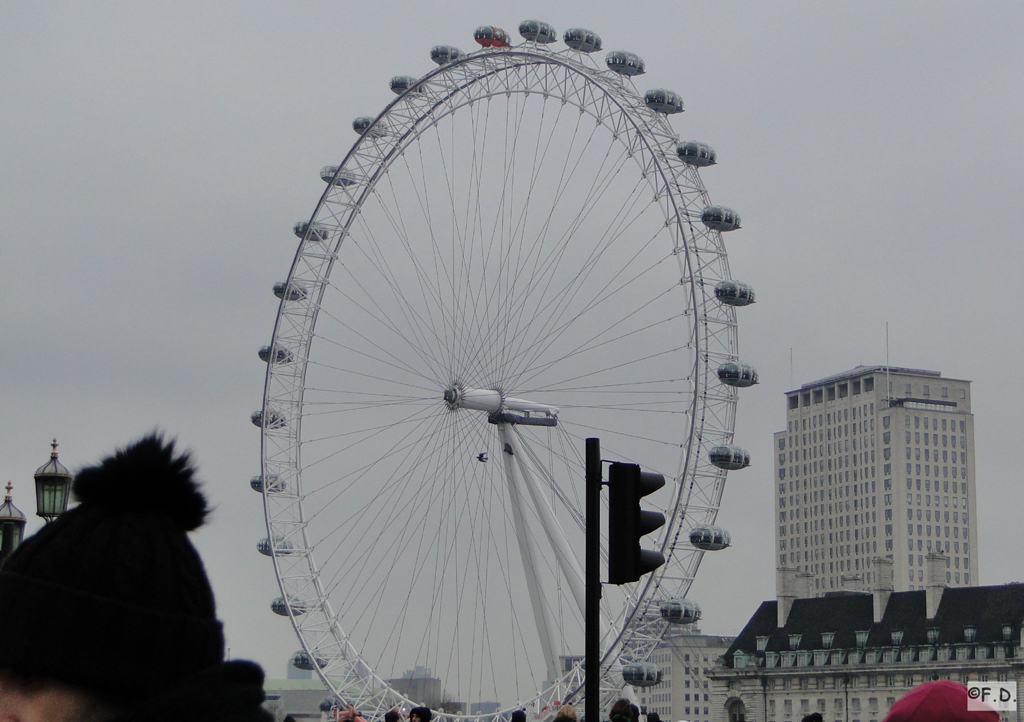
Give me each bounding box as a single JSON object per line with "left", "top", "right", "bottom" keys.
{"left": 474, "top": 26, "right": 509, "bottom": 48}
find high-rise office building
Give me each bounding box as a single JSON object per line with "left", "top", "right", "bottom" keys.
{"left": 774, "top": 366, "right": 976, "bottom": 595}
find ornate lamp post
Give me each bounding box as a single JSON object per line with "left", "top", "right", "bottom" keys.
{"left": 0, "top": 482, "right": 27, "bottom": 563}
{"left": 0, "top": 439, "right": 74, "bottom": 565}
{"left": 33, "top": 439, "right": 72, "bottom": 522}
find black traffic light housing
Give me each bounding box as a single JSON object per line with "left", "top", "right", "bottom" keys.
{"left": 607, "top": 462, "right": 666, "bottom": 584}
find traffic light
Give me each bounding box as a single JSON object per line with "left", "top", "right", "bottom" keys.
{"left": 607, "top": 462, "right": 666, "bottom": 584}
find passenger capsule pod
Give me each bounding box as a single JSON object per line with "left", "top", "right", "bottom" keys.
{"left": 474, "top": 26, "right": 510, "bottom": 48}
{"left": 519, "top": 20, "right": 557, "bottom": 43}
{"left": 292, "top": 221, "right": 330, "bottom": 243}
{"left": 258, "top": 344, "right": 294, "bottom": 365}
{"left": 273, "top": 281, "right": 307, "bottom": 302}
{"left": 430, "top": 45, "right": 462, "bottom": 65}
{"left": 689, "top": 524, "right": 732, "bottom": 551}
{"left": 709, "top": 444, "right": 751, "bottom": 471}
{"left": 701, "top": 205, "right": 741, "bottom": 232}
{"left": 251, "top": 409, "right": 287, "bottom": 430}
{"left": 713, "top": 280, "right": 756, "bottom": 307}
{"left": 250, "top": 474, "right": 286, "bottom": 493}
{"left": 257, "top": 536, "right": 296, "bottom": 557}
{"left": 271, "top": 596, "right": 315, "bottom": 616}
{"left": 605, "top": 50, "right": 645, "bottom": 76}
{"left": 390, "top": 75, "right": 422, "bottom": 95}
{"left": 563, "top": 28, "right": 602, "bottom": 53}
{"left": 319, "top": 165, "right": 359, "bottom": 187}
{"left": 320, "top": 698, "right": 342, "bottom": 713}
{"left": 621, "top": 663, "right": 662, "bottom": 688}
{"left": 660, "top": 598, "right": 703, "bottom": 625}
{"left": 676, "top": 141, "right": 717, "bottom": 167}
{"left": 717, "top": 362, "right": 759, "bottom": 388}
{"left": 352, "top": 116, "right": 387, "bottom": 137}
{"left": 644, "top": 89, "right": 683, "bottom": 114}
{"left": 291, "top": 650, "right": 328, "bottom": 671}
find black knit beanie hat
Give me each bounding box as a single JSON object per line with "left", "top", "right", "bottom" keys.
{"left": 0, "top": 434, "right": 225, "bottom": 702}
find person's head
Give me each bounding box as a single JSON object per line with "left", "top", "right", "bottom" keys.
{"left": 883, "top": 680, "right": 999, "bottom": 721}
{"left": 646, "top": 712, "right": 661, "bottom": 722}
{"left": 384, "top": 709, "right": 401, "bottom": 722}
{"left": 801, "top": 714, "right": 824, "bottom": 722}
{"left": 0, "top": 670, "right": 118, "bottom": 722}
{"left": 410, "top": 706, "right": 432, "bottom": 722}
{"left": 609, "top": 699, "right": 631, "bottom": 722}
{"left": 0, "top": 435, "right": 232, "bottom": 719}
{"left": 555, "top": 704, "right": 577, "bottom": 721}
{"left": 510, "top": 710, "right": 527, "bottom": 722}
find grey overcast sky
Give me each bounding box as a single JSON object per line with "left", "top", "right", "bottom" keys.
{"left": 2, "top": 1, "right": 1023, "bottom": 683}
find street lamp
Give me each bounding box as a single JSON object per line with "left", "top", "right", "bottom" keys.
{"left": 33, "top": 439, "right": 72, "bottom": 522}
{"left": 0, "top": 482, "right": 27, "bottom": 563}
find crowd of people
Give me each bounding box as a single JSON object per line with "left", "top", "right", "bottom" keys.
{"left": 0, "top": 434, "right": 1005, "bottom": 722}
{"left": 329, "top": 688, "right": 1001, "bottom": 722}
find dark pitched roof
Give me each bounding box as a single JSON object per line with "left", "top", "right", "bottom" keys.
{"left": 784, "top": 593, "right": 875, "bottom": 650}
{"left": 724, "top": 600, "right": 776, "bottom": 660}
{"left": 932, "top": 584, "right": 1024, "bottom": 645}
{"left": 722, "top": 584, "right": 1024, "bottom": 667}
{"left": 870, "top": 590, "right": 927, "bottom": 646}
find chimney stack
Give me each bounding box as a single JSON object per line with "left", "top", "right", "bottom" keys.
{"left": 873, "top": 556, "right": 894, "bottom": 623}
{"left": 925, "top": 553, "right": 948, "bottom": 619}
{"left": 797, "top": 571, "right": 814, "bottom": 599}
{"left": 777, "top": 567, "right": 799, "bottom": 628}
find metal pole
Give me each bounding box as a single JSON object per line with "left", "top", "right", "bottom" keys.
{"left": 585, "top": 437, "right": 601, "bottom": 722}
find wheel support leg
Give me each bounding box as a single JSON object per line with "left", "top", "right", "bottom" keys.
{"left": 497, "top": 424, "right": 561, "bottom": 686}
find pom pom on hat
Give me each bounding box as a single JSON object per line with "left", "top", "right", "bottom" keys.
{"left": 73, "top": 433, "right": 208, "bottom": 530}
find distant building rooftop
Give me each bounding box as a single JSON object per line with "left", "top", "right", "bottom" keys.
{"left": 723, "top": 584, "right": 1024, "bottom": 667}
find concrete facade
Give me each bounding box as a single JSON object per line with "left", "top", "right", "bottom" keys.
{"left": 636, "top": 628, "right": 736, "bottom": 722}
{"left": 775, "top": 365, "right": 977, "bottom": 597}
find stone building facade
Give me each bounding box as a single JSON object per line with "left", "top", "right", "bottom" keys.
{"left": 711, "top": 561, "right": 1024, "bottom": 722}
{"left": 637, "top": 627, "right": 736, "bottom": 722}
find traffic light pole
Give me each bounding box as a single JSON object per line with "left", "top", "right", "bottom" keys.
{"left": 585, "top": 437, "right": 601, "bottom": 722}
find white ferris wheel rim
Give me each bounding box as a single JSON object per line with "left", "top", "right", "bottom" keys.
{"left": 259, "top": 39, "right": 740, "bottom": 722}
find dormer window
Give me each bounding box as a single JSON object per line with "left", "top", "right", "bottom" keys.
{"left": 891, "top": 630, "right": 904, "bottom": 646}
{"left": 789, "top": 634, "right": 802, "bottom": 650}
{"left": 855, "top": 631, "right": 870, "bottom": 648}
{"left": 964, "top": 625, "right": 977, "bottom": 643}
{"left": 756, "top": 636, "right": 769, "bottom": 652}
{"left": 927, "top": 627, "right": 940, "bottom": 644}
{"left": 821, "top": 632, "right": 835, "bottom": 649}
{"left": 1002, "top": 625, "right": 1013, "bottom": 641}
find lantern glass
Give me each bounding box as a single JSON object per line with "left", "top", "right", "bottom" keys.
{"left": 0, "top": 519, "right": 25, "bottom": 559}
{"left": 35, "top": 476, "right": 71, "bottom": 521}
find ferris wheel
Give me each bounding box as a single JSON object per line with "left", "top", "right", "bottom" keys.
{"left": 255, "top": 20, "right": 756, "bottom": 722}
